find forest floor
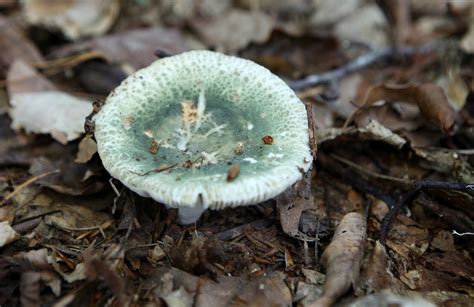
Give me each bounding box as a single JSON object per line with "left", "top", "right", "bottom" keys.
{"left": 0, "top": 1, "right": 473, "bottom": 306}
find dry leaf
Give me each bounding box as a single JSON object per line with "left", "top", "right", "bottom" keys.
{"left": 75, "top": 135, "right": 98, "bottom": 163}
{"left": 431, "top": 230, "right": 456, "bottom": 252}
{"left": 460, "top": 4, "right": 474, "bottom": 53}
{"left": 310, "top": 212, "right": 367, "bottom": 307}
{"left": 334, "top": 4, "right": 389, "bottom": 48}
{"left": 191, "top": 9, "right": 274, "bottom": 52}
{"left": 311, "top": 0, "right": 362, "bottom": 27}
{"left": 0, "top": 221, "right": 20, "bottom": 247}
{"left": 317, "top": 119, "right": 406, "bottom": 148}
{"left": 23, "top": 0, "right": 120, "bottom": 40}
{"left": 7, "top": 60, "right": 91, "bottom": 143}
{"left": 52, "top": 27, "right": 189, "bottom": 70}
{"left": 277, "top": 173, "right": 312, "bottom": 237}
{"left": 412, "top": 147, "right": 474, "bottom": 182}
{"left": 0, "top": 14, "right": 43, "bottom": 74}
{"left": 358, "top": 241, "right": 398, "bottom": 295}
{"left": 351, "top": 292, "right": 435, "bottom": 307}
{"left": 364, "top": 83, "right": 456, "bottom": 133}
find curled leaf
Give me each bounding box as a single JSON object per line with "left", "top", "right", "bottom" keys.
{"left": 311, "top": 212, "right": 367, "bottom": 307}
{"left": 364, "top": 83, "right": 456, "bottom": 133}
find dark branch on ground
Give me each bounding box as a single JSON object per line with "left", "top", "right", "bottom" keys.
{"left": 288, "top": 42, "right": 438, "bottom": 91}
{"left": 320, "top": 152, "right": 474, "bottom": 245}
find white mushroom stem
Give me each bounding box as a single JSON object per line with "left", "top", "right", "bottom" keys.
{"left": 175, "top": 205, "right": 207, "bottom": 224}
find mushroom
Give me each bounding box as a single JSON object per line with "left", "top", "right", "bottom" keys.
{"left": 93, "top": 50, "right": 312, "bottom": 224}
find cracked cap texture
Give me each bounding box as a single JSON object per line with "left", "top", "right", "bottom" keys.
{"left": 94, "top": 50, "right": 312, "bottom": 209}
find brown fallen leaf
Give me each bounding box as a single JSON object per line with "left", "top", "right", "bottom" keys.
{"left": 191, "top": 9, "right": 274, "bottom": 53}
{"left": 29, "top": 156, "right": 104, "bottom": 196}
{"left": 7, "top": 60, "right": 92, "bottom": 143}
{"left": 22, "top": 0, "right": 120, "bottom": 40}
{"left": 75, "top": 135, "right": 98, "bottom": 163}
{"left": 0, "top": 221, "right": 20, "bottom": 247}
{"left": 363, "top": 83, "right": 456, "bottom": 133}
{"left": 276, "top": 171, "right": 312, "bottom": 237}
{"left": 0, "top": 14, "right": 43, "bottom": 75}
{"left": 310, "top": 212, "right": 367, "bottom": 307}
{"left": 460, "top": 4, "right": 474, "bottom": 53}
{"left": 52, "top": 27, "right": 189, "bottom": 70}
{"left": 318, "top": 119, "right": 407, "bottom": 149}
{"left": 357, "top": 241, "right": 400, "bottom": 295}
{"left": 83, "top": 246, "right": 130, "bottom": 306}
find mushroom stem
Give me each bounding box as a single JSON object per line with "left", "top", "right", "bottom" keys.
{"left": 176, "top": 205, "right": 207, "bottom": 224}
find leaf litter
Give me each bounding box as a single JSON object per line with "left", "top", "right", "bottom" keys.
{"left": 0, "top": 1, "right": 474, "bottom": 306}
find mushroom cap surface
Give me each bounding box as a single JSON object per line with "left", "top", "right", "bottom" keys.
{"left": 94, "top": 50, "right": 312, "bottom": 210}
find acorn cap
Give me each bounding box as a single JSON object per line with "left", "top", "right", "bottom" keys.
{"left": 94, "top": 50, "right": 312, "bottom": 222}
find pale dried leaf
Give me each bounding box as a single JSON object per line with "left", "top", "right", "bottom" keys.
{"left": 61, "top": 263, "right": 86, "bottom": 283}
{"left": 317, "top": 119, "right": 406, "bottom": 148}
{"left": 431, "top": 230, "right": 456, "bottom": 252}
{"left": 191, "top": 9, "right": 274, "bottom": 52}
{"left": 460, "top": 4, "right": 474, "bottom": 53}
{"left": 334, "top": 4, "right": 389, "bottom": 48}
{"left": 7, "top": 60, "right": 91, "bottom": 143}
{"left": 23, "top": 0, "right": 120, "bottom": 40}
{"left": 350, "top": 292, "right": 436, "bottom": 307}
{"left": 0, "top": 221, "right": 20, "bottom": 247}
{"left": 358, "top": 241, "right": 398, "bottom": 295}
{"left": 75, "top": 135, "right": 97, "bottom": 163}
{"left": 44, "top": 203, "right": 112, "bottom": 230}
{"left": 413, "top": 147, "right": 474, "bottom": 182}
{"left": 0, "top": 14, "right": 43, "bottom": 71}
{"left": 311, "top": 0, "right": 362, "bottom": 26}
{"left": 310, "top": 212, "right": 367, "bottom": 307}
{"left": 52, "top": 27, "right": 189, "bottom": 70}
{"left": 8, "top": 91, "right": 91, "bottom": 143}
{"left": 364, "top": 83, "right": 456, "bottom": 133}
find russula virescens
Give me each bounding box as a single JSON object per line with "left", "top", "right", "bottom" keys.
{"left": 93, "top": 50, "right": 312, "bottom": 223}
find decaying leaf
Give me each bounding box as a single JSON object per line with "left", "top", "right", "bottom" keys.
{"left": 351, "top": 292, "right": 436, "bottom": 307}
{"left": 29, "top": 156, "right": 104, "bottom": 195}
{"left": 0, "top": 221, "right": 20, "bottom": 247}
{"left": 363, "top": 83, "right": 456, "bottom": 133}
{"left": 318, "top": 119, "right": 407, "bottom": 148}
{"left": 430, "top": 230, "right": 455, "bottom": 252}
{"left": 412, "top": 147, "right": 474, "bottom": 183}
{"left": 310, "top": 212, "right": 367, "bottom": 307}
{"left": 276, "top": 172, "right": 312, "bottom": 237}
{"left": 334, "top": 4, "right": 389, "bottom": 48}
{"left": 0, "top": 14, "right": 43, "bottom": 74}
{"left": 75, "top": 135, "right": 98, "bottom": 163}
{"left": 147, "top": 266, "right": 292, "bottom": 307}
{"left": 460, "top": 4, "right": 474, "bottom": 53}
{"left": 52, "top": 27, "right": 189, "bottom": 70}
{"left": 7, "top": 60, "right": 91, "bottom": 144}
{"left": 22, "top": 0, "right": 120, "bottom": 40}
{"left": 358, "top": 241, "right": 399, "bottom": 295}
{"left": 191, "top": 9, "right": 274, "bottom": 52}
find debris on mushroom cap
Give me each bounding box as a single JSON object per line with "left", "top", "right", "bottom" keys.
{"left": 93, "top": 50, "right": 312, "bottom": 223}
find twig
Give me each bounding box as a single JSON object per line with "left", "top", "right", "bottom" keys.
{"left": 305, "top": 101, "right": 318, "bottom": 159}
{"left": 331, "top": 154, "right": 409, "bottom": 184}
{"left": 289, "top": 42, "right": 438, "bottom": 91}
{"left": 325, "top": 153, "right": 474, "bottom": 244}
{"left": 0, "top": 169, "right": 60, "bottom": 206}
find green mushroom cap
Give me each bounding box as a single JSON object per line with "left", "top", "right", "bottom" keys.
{"left": 94, "top": 50, "right": 312, "bottom": 220}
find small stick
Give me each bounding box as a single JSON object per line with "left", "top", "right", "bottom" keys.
{"left": 0, "top": 169, "right": 60, "bottom": 206}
